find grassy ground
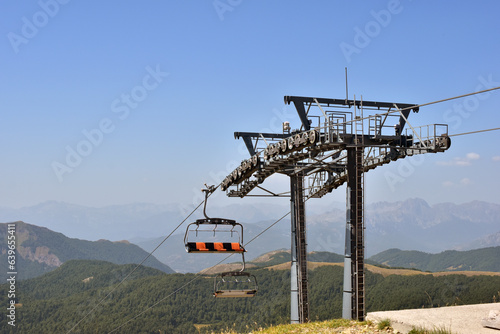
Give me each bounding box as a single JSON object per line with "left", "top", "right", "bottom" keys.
{"left": 221, "top": 319, "right": 399, "bottom": 333}
{"left": 220, "top": 318, "right": 454, "bottom": 334}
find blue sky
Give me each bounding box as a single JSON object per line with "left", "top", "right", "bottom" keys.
{"left": 1, "top": 1, "right": 499, "bottom": 209}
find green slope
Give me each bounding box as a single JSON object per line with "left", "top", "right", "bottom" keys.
{"left": 369, "top": 246, "right": 500, "bottom": 272}
{"left": 250, "top": 250, "right": 345, "bottom": 268}
{"left": 309, "top": 251, "right": 345, "bottom": 263}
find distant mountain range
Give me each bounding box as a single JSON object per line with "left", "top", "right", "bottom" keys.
{"left": 363, "top": 199, "right": 500, "bottom": 253}
{"left": 0, "top": 221, "right": 174, "bottom": 280}
{"left": 1, "top": 198, "right": 499, "bottom": 273}
{"left": 455, "top": 231, "right": 500, "bottom": 251}
{"left": 305, "top": 198, "right": 500, "bottom": 256}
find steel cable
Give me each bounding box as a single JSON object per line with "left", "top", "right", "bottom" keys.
{"left": 107, "top": 209, "right": 291, "bottom": 333}
{"left": 66, "top": 186, "right": 217, "bottom": 334}
{"left": 71, "top": 86, "right": 500, "bottom": 333}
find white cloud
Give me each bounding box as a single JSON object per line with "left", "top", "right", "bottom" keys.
{"left": 437, "top": 158, "right": 469, "bottom": 166}
{"left": 437, "top": 152, "right": 480, "bottom": 166}
{"left": 466, "top": 152, "right": 480, "bottom": 160}
{"left": 442, "top": 178, "right": 473, "bottom": 188}
{"left": 460, "top": 178, "right": 472, "bottom": 185}
{"left": 492, "top": 156, "right": 500, "bottom": 162}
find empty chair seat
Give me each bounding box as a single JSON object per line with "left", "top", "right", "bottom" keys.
{"left": 213, "top": 271, "right": 258, "bottom": 298}
{"left": 213, "top": 289, "right": 257, "bottom": 298}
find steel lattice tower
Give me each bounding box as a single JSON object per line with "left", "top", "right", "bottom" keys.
{"left": 220, "top": 95, "right": 451, "bottom": 322}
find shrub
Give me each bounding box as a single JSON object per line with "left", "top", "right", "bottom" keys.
{"left": 377, "top": 318, "right": 392, "bottom": 330}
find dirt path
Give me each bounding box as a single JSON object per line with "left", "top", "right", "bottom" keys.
{"left": 367, "top": 303, "right": 500, "bottom": 334}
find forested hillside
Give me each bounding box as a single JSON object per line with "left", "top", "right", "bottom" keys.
{"left": 1, "top": 259, "right": 499, "bottom": 333}
{"left": 0, "top": 222, "right": 174, "bottom": 280}
{"left": 370, "top": 247, "right": 500, "bottom": 272}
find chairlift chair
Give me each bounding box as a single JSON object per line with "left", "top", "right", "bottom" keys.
{"left": 184, "top": 218, "right": 246, "bottom": 253}
{"left": 185, "top": 185, "right": 258, "bottom": 298}
{"left": 213, "top": 271, "right": 258, "bottom": 298}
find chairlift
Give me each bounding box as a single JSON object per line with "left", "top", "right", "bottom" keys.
{"left": 185, "top": 185, "right": 258, "bottom": 298}
{"left": 184, "top": 185, "right": 246, "bottom": 253}
{"left": 213, "top": 271, "right": 258, "bottom": 298}
{"left": 184, "top": 218, "right": 246, "bottom": 253}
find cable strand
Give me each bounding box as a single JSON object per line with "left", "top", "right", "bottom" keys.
{"left": 107, "top": 208, "right": 291, "bottom": 333}
{"left": 450, "top": 127, "right": 500, "bottom": 137}
{"left": 76, "top": 86, "right": 500, "bottom": 333}
{"left": 66, "top": 186, "right": 218, "bottom": 334}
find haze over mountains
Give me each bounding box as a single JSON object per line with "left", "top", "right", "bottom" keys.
{"left": 0, "top": 200, "right": 303, "bottom": 241}
{"left": 363, "top": 198, "right": 500, "bottom": 253}
{"left": 1, "top": 198, "right": 499, "bottom": 273}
